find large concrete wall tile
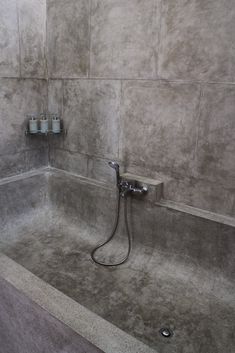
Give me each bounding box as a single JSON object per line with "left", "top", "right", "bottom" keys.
{"left": 62, "top": 79, "right": 121, "bottom": 159}
{"left": 0, "top": 78, "right": 47, "bottom": 156}
{"left": 121, "top": 80, "right": 201, "bottom": 178}
{"left": 195, "top": 84, "right": 235, "bottom": 189}
{"left": 159, "top": 0, "right": 235, "bottom": 82}
{"left": 18, "top": 0, "right": 46, "bottom": 78}
{"left": 25, "top": 148, "right": 49, "bottom": 171}
{"left": 87, "top": 156, "right": 117, "bottom": 184}
{"left": 47, "top": 0, "right": 90, "bottom": 78}
{"left": 0, "top": 0, "right": 20, "bottom": 77}
{"left": 0, "top": 151, "right": 26, "bottom": 179}
{"left": 48, "top": 79, "right": 63, "bottom": 116}
{"left": 50, "top": 149, "right": 88, "bottom": 177}
{"left": 90, "top": 0, "right": 159, "bottom": 78}
{"left": 0, "top": 148, "right": 48, "bottom": 179}
{"left": 48, "top": 79, "right": 64, "bottom": 151}
{"left": 164, "top": 177, "right": 235, "bottom": 217}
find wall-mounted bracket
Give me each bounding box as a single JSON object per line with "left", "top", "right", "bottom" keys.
{"left": 25, "top": 129, "right": 67, "bottom": 136}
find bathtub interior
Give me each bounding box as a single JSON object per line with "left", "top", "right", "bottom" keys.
{"left": 0, "top": 169, "right": 234, "bottom": 353}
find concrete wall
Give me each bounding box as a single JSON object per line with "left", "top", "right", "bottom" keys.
{"left": 48, "top": 0, "right": 235, "bottom": 218}
{"left": 0, "top": 0, "right": 48, "bottom": 178}
{"left": 0, "top": 0, "right": 234, "bottom": 218}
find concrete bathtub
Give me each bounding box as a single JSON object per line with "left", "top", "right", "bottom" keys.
{"left": 0, "top": 168, "right": 234, "bottom": 353}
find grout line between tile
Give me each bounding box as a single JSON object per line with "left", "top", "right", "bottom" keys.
{"left": 1, "top": 76, "right": 235, "bottom": 86}
{"left": 45, "top": 0, "right": 49, "bottom": 80}
{"left": 88, "top": 0, "right": 92, "bottom": 78}
{"left": 156, "top": 0, "right": 163, "bottom": 78}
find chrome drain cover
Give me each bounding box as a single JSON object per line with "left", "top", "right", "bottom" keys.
{"left": 159, "top": 328, "right": 173, "bottom": 338}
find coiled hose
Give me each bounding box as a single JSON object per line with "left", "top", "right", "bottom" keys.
{"left": 91, "top": 190, "right": 132, "bottom": 267}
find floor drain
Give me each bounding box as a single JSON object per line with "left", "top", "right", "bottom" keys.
{"left": 159, "top": 328, "right": 173, "bottom": 338}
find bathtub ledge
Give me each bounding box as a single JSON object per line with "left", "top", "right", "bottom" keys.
{"left": 0, "top": 253, "right": 157, "bottom": 353}
{"left": 156, "top": 199, "right": 235, "bottom": 228}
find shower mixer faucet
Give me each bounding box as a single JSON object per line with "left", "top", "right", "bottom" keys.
{"left": 119, "top": 180, "right": 148, "bottom": 198}
{"left": 91, "top": 161, "right": 148, "bottom": 267}
{"left": 108, "top": 161, "right": 148, "bottom": 197}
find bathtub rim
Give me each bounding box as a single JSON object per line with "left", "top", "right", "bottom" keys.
{"left": 0, "top": 166, "right": 234, "bottom": 228}
{"left": 0, "top": 252, "right": 157, "bottom": 353}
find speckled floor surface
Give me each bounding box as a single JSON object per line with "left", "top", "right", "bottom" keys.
{"left": 0, "top": 276, "right": 103, "bottom": 353}
{"left": 0, "top": 210, "right": 234, "bottom": 353}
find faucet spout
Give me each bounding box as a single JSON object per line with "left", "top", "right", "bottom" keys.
{"left": 120, "top": 181, "right": 148, "bottom": 198}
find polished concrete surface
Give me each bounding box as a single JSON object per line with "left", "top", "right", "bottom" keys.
{"left": 0, "top": 253, "right": 156, "bottom": 353}
{"left": 1, "top": 0, "right": 235, "bottom": 216}
{"left": 0, "top": 276, "right": 103, "bottom": 353}
{"left": 0, "top": 205, "right": 234, "bottom": 353}
{"left": 1, "top": 1, "right": 235, "bottom": 351}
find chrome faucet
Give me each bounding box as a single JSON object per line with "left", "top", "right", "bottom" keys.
{"left": 108, "top": 161, "right": 148, "bottom": 198}
{"left": 119, "top": 180, "right": 148, "bottom": 197}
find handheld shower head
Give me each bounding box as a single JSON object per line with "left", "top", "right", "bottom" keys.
{"left": 108, "top": 161, "right": 119, "bottom": 171}
{"left": 108, "top": 161, "right": 120, "bottom": 186}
